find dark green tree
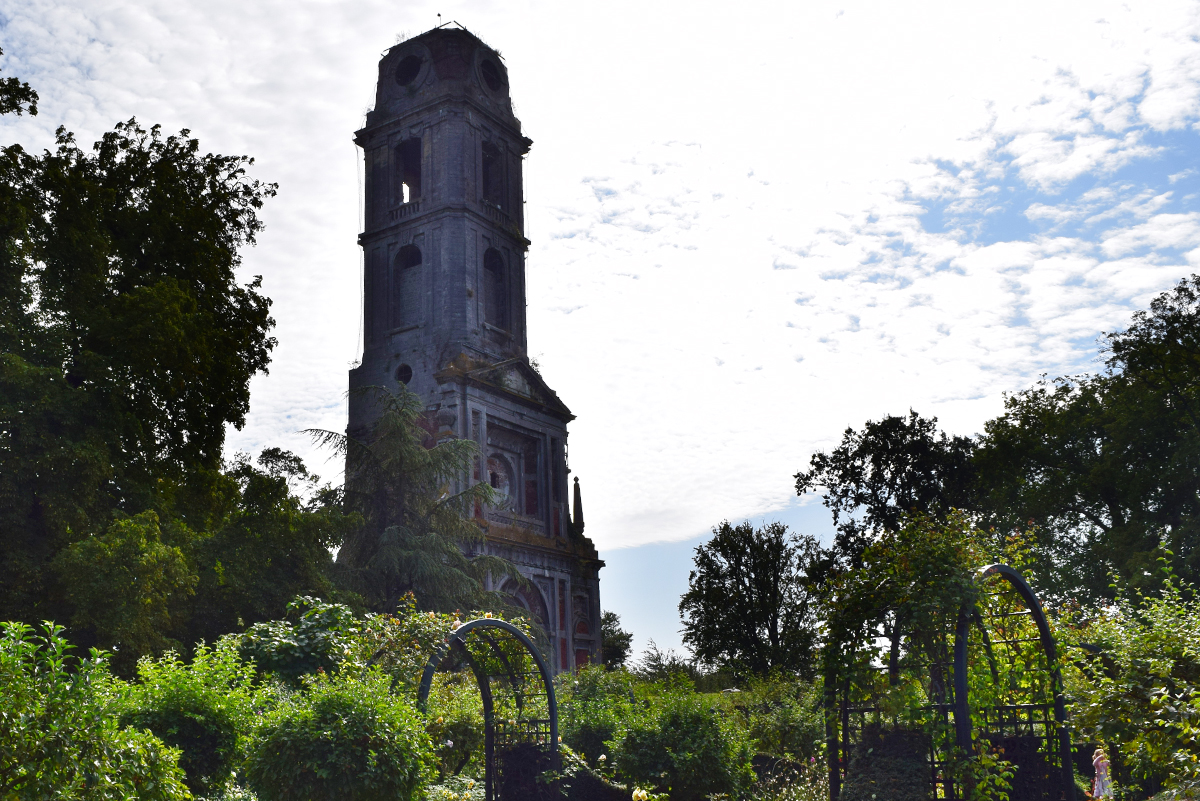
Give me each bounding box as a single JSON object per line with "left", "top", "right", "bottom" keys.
{"left": 975, "top": 275, "right": 1200, "bottom": 599}
{"left": 308, "top": 386, "right": 520, "bottom": 613}
{"left": 0, "top": 48, "right": 37, "bottom": 116}
{"left": 795, "top": 410, "right": 976, "bottom": 567}
{"left": 679, "top": 521, "right": 827, "bottom": 678}
{"left": 600, "top": 610, "right": 633, "bottom": 669}
{"left": 0, "top": 108, "right": 278, "bottom": 629}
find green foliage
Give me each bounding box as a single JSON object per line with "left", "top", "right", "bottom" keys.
{"left": 245, "top": 669, "right": 435, "bottom": 801}
{"left": 745, "top": 759, "right": 828, "bottom": 801}
{"left": 186, "top": 451, "right": 355, "bottom": 646}
{"left": 729, "top": 675, "right": 824, "bottom": 761}
{"left": 611, "top": 685, "right": 756, "bottom": 801}
{"left": 975, "top": 274, "right": 1200, "bottom": 601}
{"left": 795, "top": 409, "right": 976, "bottom": 565}
{"left": 839, "top": 724, "right": 932, "bottom": 801}
{"left": 559, "top": 664, "right": 637, "bottom": 763}
{"left": 600, "top": 610, "right": 633, "bottom": 669}
{"left": 54, "top": 511, "right": 197, "bottom": 671}
{"left": 0, "top": 109, "right": 279, "bottom": 639}
{"left": 1063, "top": 573, "right": 1200, "bottom": 797}
{"left": 307, "top": 386, "right": 519, "bottom": 614}
{"left": 237, "top": 596, "right": 364, "bottom": 684}
{"left": 118, "top": 640, "right": 272, "bottom": 797}
{"left": 680, "top": 521, "right": 826, "bottom": 678}
{"left": 957, "top": 743, "right": 1016, "bottom": 801}
{"left": 0, "top": 47, "right": 38, "bottom": 116}
{"left": 0, "top": 621, "right": 190, "bottom": 800}
{"left": 824, "top": 512, "right": 999, "bottom": 700}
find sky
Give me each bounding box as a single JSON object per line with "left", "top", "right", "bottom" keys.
{"left": 3, "top": 0, "right": 1200, "bottom": 653}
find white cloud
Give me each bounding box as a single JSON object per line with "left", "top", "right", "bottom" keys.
{"left": 3, "top": 0, "right": 1200, "bottom": 552}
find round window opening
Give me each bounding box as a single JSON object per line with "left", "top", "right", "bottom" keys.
{"left": 480, "top": 59, "right": 504, "bottom": 91}
{"left": 395, "top": 364, "right": 413, "bottom": 384}
{"left": 395, "top": 55, "right": 422, "bottom": 86}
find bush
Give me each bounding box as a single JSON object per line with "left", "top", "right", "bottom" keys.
{"left": 119, "top": 640, "right": 271, "bottom": 797}
{"left": 0, "top": 621, "right": 190, "bottom": 800}
{"left": 732, "top": 676, "right": 824, "bottom": 761}
{"left": 559, "top": 665, "right": 637, "bottom": 763}
{"left": 237, "top": 596, "right": 363, "bottom": 684}
{"left": 613, "top": 683, "right": 756, "bottom": 801}
{"left": 1063, "top": 574, "right": 1200, "bottom": 796}
{"left": 245, "top": 669, "right": 435, "bottom": 801}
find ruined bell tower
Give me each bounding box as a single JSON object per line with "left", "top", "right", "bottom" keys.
{"left": 349, "top": 25, "right": 602, "bottom": 673}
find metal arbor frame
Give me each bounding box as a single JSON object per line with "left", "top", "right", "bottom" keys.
{"left": 824, "top": 563, "right": 1075, "bottom": 801}
{"left": 953, "top": 564, "right": 1075, "bottom": 801}
{"left": 416, "top": 618, "right": 559, "bottom": 801}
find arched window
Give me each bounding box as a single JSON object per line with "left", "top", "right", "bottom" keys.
{"left": 483, "top": 248, "right": 509, "bottom": 330}
{"left": 481, "top": 141, "right": 503, "bottom": 207}
{"left": 394, "top": 244, "right": 422, "bottom": 328}
{"left": 395, "top": 138, "right": 421, "bottom": 203}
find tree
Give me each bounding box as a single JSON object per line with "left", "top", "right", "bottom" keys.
{"left": 795, "top": 410, "right": 976, "bottom": 566}
{"left": 308, "top": 386, "right": 520, "bottom": 613}
{"left": 975, "top": 275, "right": 1200, "bottom": 600}
{"left": 0, "top": 47, "right": 37, "bottom": 117}
{"left": 679, "top": 521, "right": 827, "bottom": 678}
{"left": 0, "top": 103, "right": 278, "bottom": 629}
{"left": 183, "top": 449, "right": 356, "bottom": 647}
{"left": 601, "top": 610, "right": 633, "bottom": 669}
{"left": 52, "top": 511, "right": 196, "bottom": 674}
{"left": 822, "top": 512, "right": 998, "bottom": 696}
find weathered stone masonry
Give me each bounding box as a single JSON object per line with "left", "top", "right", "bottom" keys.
{"left": 348, "top": 26, "right": 603, "bottom": 674}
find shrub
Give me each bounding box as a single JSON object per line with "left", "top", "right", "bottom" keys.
{"left": 733, "top": 676, "right": 824, "bottom": 761}
{"left": 237, "top": 596, "right": 363, "bottom": 684}
{"left": 0, "top": 621, "right": 190, "bottom": 800}
{"left": 613, "top": 684, "right": 756, "bottom": 801}
{"left": 119, "top": 640, "right": 271, "bottom": 797}
{"left": 245, "top": 669, "right": 435, "bottom": 801}
{"left": 559, "top": 664, "right": 637, "bottom": 763}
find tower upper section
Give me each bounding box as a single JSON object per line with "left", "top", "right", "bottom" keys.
{"left": 354, "top": 27, "right": 532, "bottom": 372}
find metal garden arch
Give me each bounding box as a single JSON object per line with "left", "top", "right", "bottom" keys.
{"left": 953, "top": 564, "right": 1075, "bottom": 801}
{"left": 416, "top": 618, "right": 559, "bottom": 801}
{"left": 824, "top": 563, "right": 1076, "bottom": 801}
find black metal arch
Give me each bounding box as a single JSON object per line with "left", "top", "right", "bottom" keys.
{"left": 953, "top": 563, "right": 1074, "bottom": 801}
{"left": 416, "top": 618, "right": 558, "bottom": 801}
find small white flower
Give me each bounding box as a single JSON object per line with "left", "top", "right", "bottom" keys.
{"left": 445, "top": 739, "right": 454, "bottom": 747}
{"left": 598, "top": 754, "right": 607, "bottom": 762}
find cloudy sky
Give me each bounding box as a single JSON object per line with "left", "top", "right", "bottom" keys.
{"left": 4, "top": 0, "right": 1200, "bottom": 652}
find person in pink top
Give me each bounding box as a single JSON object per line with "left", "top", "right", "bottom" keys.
{"left": 1092, "top": 747, "right": 1112, "bottom": 799}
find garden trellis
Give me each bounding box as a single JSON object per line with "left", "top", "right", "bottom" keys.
{"left": 824, "top": 563, "right": 1075, "bottom": 801}
{"left": 416, "top": 618, "right": 559, "bottom": 801}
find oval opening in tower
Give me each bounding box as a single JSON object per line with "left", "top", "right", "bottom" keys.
{"left": 395, "top": 364, "right": 413, "bottom": 384}
{"left": 480, "top": 59, "right": 504, "bottom": 91}
{"left": 395, "top": 55, "right": 422, "bottom": 86}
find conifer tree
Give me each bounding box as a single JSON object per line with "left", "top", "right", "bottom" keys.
{"left": 307, "top": 386, "right": 523, "bottom": 613}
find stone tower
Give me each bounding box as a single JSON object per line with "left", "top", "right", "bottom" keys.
{"left": 349, "top": 25, "right": 602, "bottom": 673}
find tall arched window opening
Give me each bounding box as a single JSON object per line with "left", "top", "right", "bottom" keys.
{"left": 481, "top": 141, "right": 503, "bottom": 208}
{"left": 395, "top": 138, "right": 422, "bottom": 204}
{"left": 394, "top": 244, "right": 422, "bottom": 328}
{"left": 483, "top": 248, "right": 509, "bottom": 330}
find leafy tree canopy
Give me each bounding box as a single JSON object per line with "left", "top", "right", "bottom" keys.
{"left": 679, "top": 521, "right": 828, "bottom": 678}
{"left": 600, "top": 610, "right": 633, "bottom": 669}
{"left": 976, "top": 275, "right": 1200, "bottom": 600}
{"left": 795, "top": 410, "right": 976, "bottom": 566}
{"left": 0, "top": 85, "right": 280, "bottom": 633}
